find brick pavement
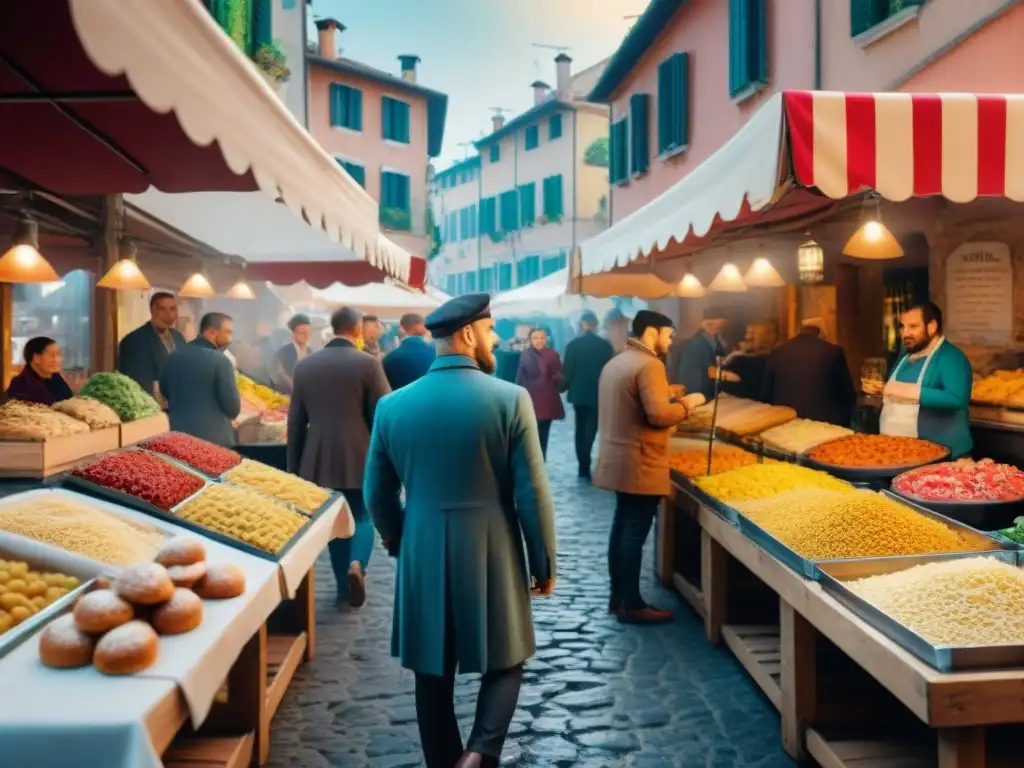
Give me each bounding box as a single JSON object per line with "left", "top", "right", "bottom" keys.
{"left": 268, "top": 416, "right": 795, "bottom": 767}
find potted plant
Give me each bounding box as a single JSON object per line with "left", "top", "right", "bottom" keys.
{"left": 254, "top": 41, "right": 291, "bottom": 90}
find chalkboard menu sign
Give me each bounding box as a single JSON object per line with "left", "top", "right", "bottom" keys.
{"left": 945, "top": 242, "right": 1013, "bottom": 347}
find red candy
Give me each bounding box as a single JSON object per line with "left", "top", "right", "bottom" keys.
{"left": 894, "top": 458, "right": 1024, "bottom": 503}
{"left": 74, "top": 450, "right": 205, "bottom": 510}
{"left": 142, "top": 432, "right": 241, "bottom": 476}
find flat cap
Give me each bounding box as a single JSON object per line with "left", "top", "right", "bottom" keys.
{"left": 425, "top": 292, "right": 492, "bottom": 337}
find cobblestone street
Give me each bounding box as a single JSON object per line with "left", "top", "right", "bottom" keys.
{"left": 268, "top": 416, "right": 794, "bottom": 767}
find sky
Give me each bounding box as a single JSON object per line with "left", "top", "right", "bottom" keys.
{"left": 310, "top": 0, "right": 646, "bottom": 169}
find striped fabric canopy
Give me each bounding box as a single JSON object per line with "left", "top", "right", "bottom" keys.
{"left": 785, "top": 90, "right": 1024, "bottom": 203}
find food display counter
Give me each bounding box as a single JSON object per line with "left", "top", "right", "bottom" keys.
{"left": 660, "top": 423, "right": 1024, "bottom": 767}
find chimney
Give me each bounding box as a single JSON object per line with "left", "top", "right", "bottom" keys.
{"left": 555, "top": 53, "right": 572, "bottom": 97}
{"left": 531, "top": 80, "right": 550, "bottom": 106}
{"left": 398, "top": 55, "right": 421, "bottom": 84}
{"left": 315, "top": 18, "right": 344, "bottom": 59}
{"left": 492, "top": 113, "right": 505, "bottom": 132}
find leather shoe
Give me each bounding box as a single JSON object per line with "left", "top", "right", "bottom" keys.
{"left": 347, "top": 562, "right": 366, "bottom": 608}
{"left": 607, "top": 595, "right": 620, "bottom": 614}
{"left": 617, "top": 605, "right": 673, "bottom": 624}
{"left": 455, "top": 751, "right": 497, "bottom": 768}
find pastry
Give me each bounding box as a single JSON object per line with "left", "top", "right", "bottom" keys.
{"left": 194, "top": 563, "right": 246, "bottom": 599}
{"left": 167, "top": 561, "right": 207, "bottom": 589}
{"left": 73, "top": 589, "right": 133, "bottom": 634}
{"left": 93, "top": 620, "right": 159, "bottom": 675}
{"left": 155, "top": 536, "right": 206, "bottom": 567}
{"left": 113, "top": 562, "right": 175, "bottom": 605}
{"left": 152, "top": 588, "right": 203, "bottom": 635}
{"left": 39, "top": 615, "right": 95, "bottom": 669}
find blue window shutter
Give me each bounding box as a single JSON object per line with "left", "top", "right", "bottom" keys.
{"left": 500, "top": 190, "right": 518, "bottom": 232}
{"left": 398, "top": 101, "right": 410, "bottom": 142}
{"left": 525, "top": 125, "right": 539, "bottom": 150}
{"left": 851, "top": 0, "right": 889, "bottom": 36}
{"left": 252, "top": 0, "right": 271, "bottom": 50}
{"left": 549, "top": 114, "right": 563, "bottom": 140}
{"left": 329, "top": 84, "right": 340, "bottom": 126}
{"left": 349, "top": 88, "right": 363, "bottom": 131}
{"left": 542, "top": 175, "right": 563, "bottom": 218}
{"left": 729, "top": 0, "right": 767, "bottom": 96}
{"left": 610, "top": 120, "right": 628, "bottom": 183}
{"left": 676, "top": 53, "right": 690, "bottom": 148}
{"left": 630, "top": 94, "right": 649, "bottom": 175}
{"left": 382, "top": 98, "right": 393, "bottom": 140}
{"left": 489, "top": 144, "right": 499, "bottom": 163}
{"left": 519, "top": 183, "right": 536, "bottom": 227}
{"left": 657, "top": 59, "right": 671, "bottom": 154}
{"left": 337, "top": 160, "right": 365, "bottom": 188}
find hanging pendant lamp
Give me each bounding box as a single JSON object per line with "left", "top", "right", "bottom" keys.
{"left": 843, "top": 196, "right": 903, "bottom": 259}
{"left": 0, "top": 214, "right": 59, "bottom": 284}
{"left": 226, "top": 278, "right": 256, "bottom": 300}
{"left": 743, "top": 257, "right": 785, "bottom": 288}
{"left": 676, "top": 263, "right": 706, "bottom": 298}
{"left": 97, "top": 239, "right": 151, "bottom": 290}
{"left": 179, "top": 271, "right": 216, "bottom": 298}
{"left": 708, "top": 263, "right": 747, "bottom": 292}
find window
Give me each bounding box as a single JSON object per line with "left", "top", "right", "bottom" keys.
{"left": 518, "top": 183, "right": 536, "bottom": 228}
{"left": 542, "top": 175, "right": 563, "bottom": 220}
{"left": 335, "top": 158, "right": 365, "bottom": 188}
{"left": 479, "top": 267, "right": 494, "bottom": 293}
{"left": 498, "top": 263, "right": 513, "bottom": 291}
{"left": 729, "top": 0, "right": 768, "bottom": 97}
{"left": 380, "top": 170, "right": 412, "bottom": 231}
{"left": 630, "top": 94, "right": 650, "bottom": 176}
{"left": 549, "top": 114, "right": 563, "bottom": 141}
{"left": 467, "top": 203, "right": 478, "bottom": 238}
{"left": 465, "top": 271, "right": 477, "bottom": 292}
{"left": 516, "top": 255, "right": 540, "bottom": 287}
{"left": 851, "top": 0, "right": 923, "bottom": 37}
{"left": 13, "top": 271, "right": 93, "bottom": 378}
{"left": 657, "top": 52, "right": 690, "bottom": 155}
{"left": 479, "top": 196, "right": 497, "bottom": 236}
{"left": 541, "top": 254, "right": 564, "bottom": 277}
{"left": 329, "top": 84, "right": 363, "bottom": 131}
{"left": 499, "top": 190, "right": 519, "bottom": 233}
{"left": 525, "top": 125, "right": 539, "bottom": 151}
{"left": 252, "top": 0, "right": 271, "bottom": 51}
{"left": 445, "top": 211, "right": 457, "bottom": 244}
{"left": 489, "top": 144, "right": 500, "bottom": 163}
{"left": 609, "top": 119, "right": 629, "bottom": 184}
{"left": 382, "top": 96, "right": 411, "bottom": 143}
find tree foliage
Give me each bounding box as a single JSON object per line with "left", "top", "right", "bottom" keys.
{"left": 584, "top": 137, "right": 609, "bottom": 168}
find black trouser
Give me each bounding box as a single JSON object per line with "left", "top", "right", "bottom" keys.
{"left": 414, "top": 593, "right": 523, "bottom": 767}
{"left": 609, "top": 492, "right": 659, "bottom": 610}
{"left": 537, "top": 419, "right": 552, "bottom": 459}
{"left": 573, "top": 405, "right": 598, "bottom": 475}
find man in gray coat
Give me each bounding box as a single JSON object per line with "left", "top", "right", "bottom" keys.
{"left": 288, "top": 306, "right": 390, "bottom": 607}
{"left": 365, "top": 293, "right": 557, "bottom": 768}
{"left": 159, "top": 312, "right": 240, "bottom": 447}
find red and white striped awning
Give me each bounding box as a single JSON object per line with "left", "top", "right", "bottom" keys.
{"left": 785, "top": 91, "right": 1024, "bottom": 204}
{"left": 576, "top": 89, "right": 1024, "bottom": 290}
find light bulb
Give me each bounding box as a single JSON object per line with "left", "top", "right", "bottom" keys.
{"left": 863, "top": 220, "right": 883, "bottom": 242}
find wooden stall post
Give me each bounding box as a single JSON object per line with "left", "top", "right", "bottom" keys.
{"left": 295, "top": 568, "right": 316, "bottom": 662}
{"left": 92, "top": 194, "right": 121, "bottom": 374}
{"left": 938, "top": 728, "right": 986, "bottom": 768}
{"left": 656, "top": 498, "right": 675, "bottom": 587}
{"left": 701, "top": 530, "right": 727, "bottom": 645}
{"left": 0, "top": 282, "right": 11, "bottom": 389}
{"left": 780, "top": 602, "right": 817, "bottom": 762}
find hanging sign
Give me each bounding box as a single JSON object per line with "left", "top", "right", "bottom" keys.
{"left": 945, "top": 241, "right": 1013, "bottom": 346}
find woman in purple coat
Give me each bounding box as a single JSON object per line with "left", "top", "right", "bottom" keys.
{"left": 516, "top": 327, "right": 565, "bottom": 458}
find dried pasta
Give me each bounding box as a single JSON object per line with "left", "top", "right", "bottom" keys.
{"left": 223, "top": 459, "right": 329, "bottom": 513}
{"left": 694, "top": 463, "right": 851, "bottom": 503}
{"left": 175, "top": 484, "right": 306, "bottom": 554}
{"left": 52, "top": 397, "right": 121, "bottom": 429}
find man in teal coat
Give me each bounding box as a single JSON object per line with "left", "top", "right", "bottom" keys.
{"left": 364, "top": 293, "right": 557, "bottom": 768}
{"left": 867, "top": 301, "right": 973, "bottom": 458}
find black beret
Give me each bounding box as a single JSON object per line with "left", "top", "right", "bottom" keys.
{"left": 425, "top": 293, "right": 492, "bottom": 337}
{"left": 632, "top": 309, "right": 674, "bottom": 337}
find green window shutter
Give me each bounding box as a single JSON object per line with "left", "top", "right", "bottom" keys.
{"left": 851, "top": 0, "right": 889, "bottom": 36}
{"left": 549, "top": 114, "right": 563, "bottom": 140}
{"left": 729, "top": 0, "right": 768, "bottom": 96}
{"left": 337, "top": 160, "right": 365, "bottom": 188}
{"left": 252, "top": 0, "right": 271, "bottom": 50}
{"left": 519, "top": 183, "right": 536, "bottom": 227}
{"left": 380, "top": 171, "right": 411, "bottom": 230}
{"left": 329, "top": 84, "right": 340, "bottom": 126}
{"left": 525, "top": 125, "right": 539, "bottom": 150}
{"left": 656, "top": 53, "right": 690, "bottom": 154}
{"left": 382, "top": 97, "right": 409, "bottom": 143}
{"left": 542, "top": 175, "right": 563, "bottom": 218}
{"left": 479, "top": 197, "right": 496, "bottom": 235}
{"left": 499, "top": 190, "right": 519, "bottom": 232}
{"left": 489, "top": 144, "right": 500, "bottom": 163}
{"left": 610, "top": 120, "right": 628, "bottom": 183}
{"left": 657, "top": 59, "right": 671, "bottom": 154}
{"left": 630, "top": 94, "right": 650, "bottom": 175}
{"left": 382, "top": 98, "right": 392, "bottom": 139}
{"left": 348, "top": 88, "right": 363, "bottom": 131}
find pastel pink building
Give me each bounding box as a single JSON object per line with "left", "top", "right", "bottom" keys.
{"left": 306, "top": 19, "right": 448, "bottom": 259}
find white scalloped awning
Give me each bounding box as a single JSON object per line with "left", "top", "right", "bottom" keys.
{"left": 578, "top": 93, "right": 786, "bottom": 278}
{"left": 66, "top": 0, "right": 415, "bottom": 284}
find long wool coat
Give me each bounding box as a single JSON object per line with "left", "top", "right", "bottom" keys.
{"left": 364, "top": 354, "right": 557, "bottom": 676}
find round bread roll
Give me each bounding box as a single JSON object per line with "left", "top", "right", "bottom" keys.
{"left": 113, "top": 562, "right": 175, "bottom": 606}
{"left": 167, "top": 561, "right": 207, "bottom": 589}
{"left": 155, "top": 536, "right": 206, "bottom": 567}
{"left": 39, "top": 614, "right": 94, "bottom": 669}
{"left": 73, "top": 589, "right": 134, "bottom": 634}
{"left": 93, "top": 620, "right": 159, "bottom": 675}
{"left": 152, "top": 588, "right": 204, "bottom": 635}
{"left": 194, "top": 563, "right": 246, "bottom": 600}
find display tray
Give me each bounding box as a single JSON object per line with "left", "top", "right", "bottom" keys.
{"left": 802, "top": 449, "right": 950, "bottom": 483}
{"left": 136, "top": 447, "right": 239, "bottom": 484}
{"left": 736, "top": 490, "right": 1010, "bottom": 581}
{"left": 669, "top": 472, "right": 738, "bottom": 525}
{"left": 118, "top": 413, "right": 169, "bottom": 447}
{"left": 738, "top": 437, "right": 801, "bottom": 465}
{"left": 888, "top": 488, "right": 1024, "bottom": 531}
{"left": 62, "top": 474, "right": 336, "bottom": 563}
{"left": 817, "top": 550, "right": 1024, "bottom": 672}
{"left": 0, "top": 426, "right": 119, "bottom": 479}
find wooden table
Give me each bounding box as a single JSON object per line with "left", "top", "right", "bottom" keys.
{"left": 660, "top": 478, "right": 1024, "bottom": 767}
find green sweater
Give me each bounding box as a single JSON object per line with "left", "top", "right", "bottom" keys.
{"left": 891, "top": 339, "right": 973, "bottom": 457}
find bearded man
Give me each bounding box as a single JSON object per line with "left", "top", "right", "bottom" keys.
{"left": 363, "top": 293, "right": 557, "bottom": 768}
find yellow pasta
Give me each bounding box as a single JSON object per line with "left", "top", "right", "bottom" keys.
{"left": 223, "top": 459, "right": 329, "bottom": 513}
{"left": 695, "top": 463, "right": 851, "bottom": 503}
{"left": 176, "top": 484, "right": 306, "bottom": 554}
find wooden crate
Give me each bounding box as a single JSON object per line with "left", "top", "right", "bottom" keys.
{"left": 119, "top": 413, "right": 169, "bottom": 446}
{"left": 0, "top": 426, "right": 119, "bottom": 478}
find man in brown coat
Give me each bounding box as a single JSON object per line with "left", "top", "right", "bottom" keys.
{"left": 594, "top": 310, "right": 691, "bottom": 624}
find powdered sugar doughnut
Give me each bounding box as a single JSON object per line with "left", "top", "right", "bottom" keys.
{"left": 155, "top": 536, "right": 206, "bottom": 567}
{"left": 39, "top": 614, "right": 94, "bottom": 668}
{"left": 167, "top": 561, "right": 207, "bottom": 589}
{"left": 73, "top": 589, "right": 133, "bottom": 634}
{"left": 93, "top": 620, "right": 159, "bottom": 674}
{"left": 113, "top": 562, "right": 174, "bottom": 605}
{"left": 152, "top": 588, "right": 203, "bottom": 635}
{"left": 193, "top": 563, "right": 245, "bottom": 599}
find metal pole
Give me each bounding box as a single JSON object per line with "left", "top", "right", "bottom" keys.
{"left": 705, "top": 360, "right": 725, "bottom": 475}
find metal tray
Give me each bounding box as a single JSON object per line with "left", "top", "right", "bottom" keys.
{"left": 803, "top": 448, "right": 950, "bottom": 483}
{"left": 888, "top": 488, "right": 1024, "bottom": 531}
{"left": 138, "top": 445, "right": 241, "bottom": 484}
{"left": 669, "top": 472, "right": 739, "bottom": 524}
{"left": 817, "top": 550, "right": 1024, "bottom": 672}
{"left": 736, "top": 489, "right": 1011, "bottom": 581}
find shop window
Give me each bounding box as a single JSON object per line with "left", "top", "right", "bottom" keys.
{"left": 729, "top": 0, "right": 768, "bottom": 97}
{"left": 525, "top": 125, "right": 540, "bottom": 151}
{"left": 519, "top": 183, "right": 536, "bottom": 228}
{"left": 630, "top": 93, "right": 650, "bottom": 176}
{"left": 329, "top": 84, "right": 363, "bottom": 131}
{"left": 542, "top": 175, "right": 563, "bottom": 220}
{"left": 489, "top": 144, "right": 500, "bottom": 163}
{"left": 12, "top": 270, "right": 92, "bottom": 378}
{"left": 382, "top": 96, "right": 411, "bottom": 143}
{"left": 851, "top": 0, "right": 923, "bottom": 37}
{"left": 335, "top": 157, "right": 365, "bottom": 187}
{"left": 657, "top": 52, "right": 690, "bottom": 155}
{"left": 609, "top": 118, "right": 629, "bottom": 184}
{"left": 380, "top": 170, "right": 412, "bottom": 231}
{"left": 549, "top": 114, "right": 563, "bottom": 141}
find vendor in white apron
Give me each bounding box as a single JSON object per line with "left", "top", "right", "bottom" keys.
{"left": 866, "top": 302, "right": 973, "bottom": 458}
